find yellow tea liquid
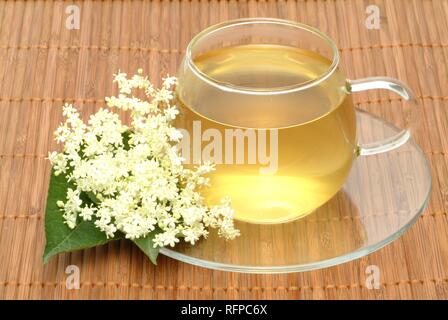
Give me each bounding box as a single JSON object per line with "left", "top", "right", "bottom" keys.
{"left": 176, "top": 45, "right": 357, "bottom": 223}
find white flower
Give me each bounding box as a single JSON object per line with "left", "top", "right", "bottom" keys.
{"left": 182, "top": 228, "right": 201, "bottom": 245}
{"left": 163, "top": 76, "right": 177, "bottom": 89}
{"left": 79, "top": 206, "right": 96, "bottom": 221}
{"left": 154, "top": 229, "right": 180, "bottom": 247}
{"left": 164, "top": 106, "right": 179, "bottom": 120}
{"left": 63, "top": 211, "right": 77, "bottom": 229}
{"left": 181, "top": 206, "right": 206, "bottom": 226}
{"left": 57, "top": 188, "right": 83, "bottom": 229}
{"left": 51, "top": 70, "right": 239, "bottom": 248}
{"left": 65, "top": 188, "right": 82, "bottom": 213}
{"left": 167, "top": 127, "right": 183, "bottom": 142}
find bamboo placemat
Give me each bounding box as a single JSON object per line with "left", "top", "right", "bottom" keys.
{"left": 0, "top": 0, "right": 447, "bottom": 300}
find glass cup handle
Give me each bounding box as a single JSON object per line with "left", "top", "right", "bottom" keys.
{"left": 348, "top": 77, "right": 416, "bottom": 156}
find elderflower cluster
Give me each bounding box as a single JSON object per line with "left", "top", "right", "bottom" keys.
{"left": 49, "top": 69, "right": 239, "bottom": 247}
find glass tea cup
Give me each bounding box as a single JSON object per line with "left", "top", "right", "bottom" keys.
{"left": 175, "top": 18, "right": 416, "bottom": 224}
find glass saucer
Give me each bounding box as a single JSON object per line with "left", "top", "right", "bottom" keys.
{"left": 161, "top": 110, "right": 432, "bottom": 273}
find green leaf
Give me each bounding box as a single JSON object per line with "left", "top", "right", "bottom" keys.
{"left": 43, "top": 168, "right": 161, "bottom": 265}
{"left": 122, "top": 130, "right": 132, "bottom": 150}
{"left": 133, "top": 230, "right": 160, "bottom": 265}
{"left": 85, "top": 191, "right": 100, "bottom": 205}
{"left": 43, "top": 170, "right": 120, "bottom": 264}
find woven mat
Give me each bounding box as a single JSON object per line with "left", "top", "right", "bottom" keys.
{"left": 1, "top": 0, "right": 447, "bottom": 300}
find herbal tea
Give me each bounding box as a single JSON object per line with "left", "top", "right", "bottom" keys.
{"left": 176, "top": 45, "right": 357, "bottom": 223}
